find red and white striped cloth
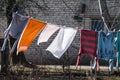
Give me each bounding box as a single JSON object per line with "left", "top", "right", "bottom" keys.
{"left": 76, "top": 30, "right": 98, "bottom": 69}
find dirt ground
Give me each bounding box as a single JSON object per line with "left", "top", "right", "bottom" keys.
{"left": 0, "top": 65, "right": 120, "bottom": 80}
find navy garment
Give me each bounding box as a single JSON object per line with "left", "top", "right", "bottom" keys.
{"left": 91, "top": 20, "right": 104, "bottom": 31}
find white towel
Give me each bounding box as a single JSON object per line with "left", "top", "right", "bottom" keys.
{"left": 46, "top": 27, "right": 77, "bottom": 58}
{"left": 37, "top": 23, "right": 60, "bottom": 45}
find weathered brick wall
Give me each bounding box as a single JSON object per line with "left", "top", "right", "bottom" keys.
{"left": 0, "top": 0, "right": 120, "bottom": 65}
{"left": 24, "top": 0, "right": 95, "bottom": 65}
{"left": 0, "top": 14, "right": 7, "bottom": 37}
{"left": 25, "top": 0, "right": 82, "bottom": 65}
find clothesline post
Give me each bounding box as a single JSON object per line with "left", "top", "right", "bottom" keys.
{"left": 66, "top": 50, "right": 71, "bottom": 80}
{"left": 1, "top": 40, "right": 9, "bottom": 73}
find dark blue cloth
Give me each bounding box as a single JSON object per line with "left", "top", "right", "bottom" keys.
{"left": 115, "top": 31, "right": 120, "bottom": 71}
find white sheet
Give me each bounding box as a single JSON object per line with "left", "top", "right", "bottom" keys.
{"left": 46, "top": 26, "right": 77, "bottom": 58}
{"left": 37, "top": 23, "right": 60, "bottom": 45}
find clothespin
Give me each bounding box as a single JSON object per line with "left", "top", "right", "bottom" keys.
{"left": 75, "top": 27, "right": 78, "bottom": 30}
{"left": 113, "top": 29, "right": 115, "bottom": 32}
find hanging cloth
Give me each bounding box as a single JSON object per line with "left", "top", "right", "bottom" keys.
{"left": 97, "top": 31, "right": 115, "bottom": 72}
{"left": 37, "top": 23, "right": 60, "bottom": 45}
{"left": 115, "top": 31, "right": 120, "bottom": 71}
{"left": 17, "top": 18, "right": 47, "bottom": 54}
{"left": 10, "top": 37, "right": 19, "bottom": 55}
{"left": 9, "top": 13, "right": 29, "bottom": 39}
{"left": 46, "top": 27, "right": 77, "bottom": 59}
{"left": 76, "top": 30, "right": 98, "bottom": 68}
{"left": 97, "top": 31, "right": 114, "bottom": 60}
{"left": 1, "top": 13, "right": 28, "bottom": 52}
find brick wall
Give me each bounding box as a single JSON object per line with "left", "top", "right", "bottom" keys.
{"left": 25, "top": 0, "right": 82, "bottom": 65}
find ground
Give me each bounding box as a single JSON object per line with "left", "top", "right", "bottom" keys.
{"left": 0, "top": 65, "right": 120, "bottom": 80}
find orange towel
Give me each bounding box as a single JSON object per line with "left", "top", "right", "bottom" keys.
{"left": 17, "top": 18, "right": 46, "bottom": 54}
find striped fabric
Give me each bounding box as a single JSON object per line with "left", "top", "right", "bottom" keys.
{"left": 76, "top": 30, "right": 98, "bottom": 68}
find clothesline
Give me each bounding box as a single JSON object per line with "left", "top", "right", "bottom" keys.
{"left": 2, "top": 12, "right": 119, "bottom": 57}
{"left": 1, "top": 12, "right": 120, "bottom": 72}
